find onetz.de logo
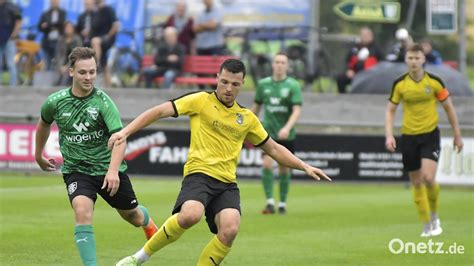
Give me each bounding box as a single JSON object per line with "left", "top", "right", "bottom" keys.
{"left": 388, "top": 238, "right": 465, "bottom": 254}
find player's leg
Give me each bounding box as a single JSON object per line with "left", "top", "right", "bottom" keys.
{"left": 261, "top": 154, "right": 275, "bottom": 214}
{"left": 276, "top": 140, "right": 294, "bottom": 214}
{"left": 420, "top": 128, "right": 442, "bottom": 235}
{"left": 402, "top": 135, "right": 431, "bottom": 237}
{"left": 64, "top": 173, "right": 99, "bottom": 266}
{"left": 104, "top": 173, "right": 158, "bottom": 240}
{"left": 198, "top": 183, "right": 241, "bottom": 266}
{"left": 198, "top": 209, "right": 239, "bottom": 266}
{"left": 116, "top": 173, "right": 209, "bottom": 265}
{"left": 278, "top": 165, "right": 291, "bottom": 214}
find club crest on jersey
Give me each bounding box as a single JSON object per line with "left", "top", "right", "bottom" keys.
{"left": 86, "top": 107, "right": 99, "bottom": 120}
{"left": 68, "top": 182, "right": 78, "bottom": 195}
{"left": 425, "top": 86, "right": 432, "bottom": 94}
{"left": 236, "top": 113, "right": 243, "bottom": 125}
{"left": 280, "top": 88, "right": 289, "bottom": 98}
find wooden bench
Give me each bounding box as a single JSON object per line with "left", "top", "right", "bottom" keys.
{"left": 141, "top": 55, "right": 235, "bottom": 87}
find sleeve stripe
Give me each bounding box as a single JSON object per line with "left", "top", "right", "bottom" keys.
{"left": 389, "top": 73, "right": 406, "bottom": 102}
{"left": 170, "top": 100, "right": 179, "bottom": 118}
{"left": 255, "top": 134, "right": 270, "bottom": 147}
{"left": 427, "top": 72, "right": 446, "bottom": 87}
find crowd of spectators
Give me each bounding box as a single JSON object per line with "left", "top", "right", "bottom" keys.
{"left": 1, "top": 0, "right": 447, "bottom": 91}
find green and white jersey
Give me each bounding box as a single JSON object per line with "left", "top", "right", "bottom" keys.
{"left": 254, "top": 77, "right": 302, "bottom": 141}
{"left": 41, "top": 87, "right": 127, "bottom": 175}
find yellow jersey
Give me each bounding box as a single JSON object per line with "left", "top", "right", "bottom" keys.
{"left": 389, "top": 72, "right": 449, "bottom": 135}
{"left": 171, "top": 91, "right": 269, "bottom": 183}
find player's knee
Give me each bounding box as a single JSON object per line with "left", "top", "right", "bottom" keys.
{"left": 219, "top": 223, "right": 239, "bottom": 243}
{"left": 178, "top": 212, "right": 202, "bottom": 228}
{"left": 91, "top": 37, "right": 101, "bottom": 47}
{"left": 74, "top": 206, "right": 93, "bottom": 223}
{"left": 124, "top": 209, "right": 142, "bottom": 227}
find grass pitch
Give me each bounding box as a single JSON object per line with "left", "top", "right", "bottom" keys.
{"left": 1, "top": 173, "right": 473, "bottom": 265}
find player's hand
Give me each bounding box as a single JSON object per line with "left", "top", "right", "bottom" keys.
{"left": 385, "top": 136, "right": 397, "bottom": 152}
{"left": 277, "top": 127, "right": 290, "bottom": 140}
{"left": 108, "top": 131, "right": 127, "bottom": 150}
{"left": 102, "top": 171, "right": 120, "bottom": 197}
{"left": 453, "top": 135, "right": 463, "bottom": 153}
{"left": 36, "top": 157, "right": 57, "bottom": 171}
{"left": 303, "top": 164, "right": 332, "bottom": 181}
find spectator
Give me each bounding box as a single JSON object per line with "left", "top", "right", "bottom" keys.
{"left": 164, "top": 0, "right": 196, "bottom": 55}
{"left": 386, "top": 28, "right": 413, "bottom": 62}
{"left": 54, "top": 21, "right": 82, "bottom": 86}
{"left": 76, "top": 0, "right": 95, "bottom": 46}
{"left": 142, "top": 26, "right": 185, "bottom": 89}
{"left": 420, "top": 38, "right": 443, "bottom": 65}
{"left": 0, "top": 0, "right": 22, "bottom": 86}
{"left": 38, "top": 0, "right": 66, "bottom": 70}
{"left": 90, "top": 0, "right": 119, "bottom": 87}
{"left": 336, "top": 27, "right": 383, "bottom": 93}
{"left": 193, "top": 0, "right": 225, "bottom": 56}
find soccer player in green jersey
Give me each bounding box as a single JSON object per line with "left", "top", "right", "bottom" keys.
{"left": 251, "top": 52, "right": 302, "bottom": 214}
{"left": 35, "top": 47, "right": 158, "bottom": 266}
{"left": 112, "top": 59, "right": 330, "bottom": 266}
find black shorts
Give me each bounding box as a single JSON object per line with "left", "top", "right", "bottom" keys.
{"left": 401, "top": 127, "right": 441, "bottom": 172}
{"left": 172, "top": 173, "right": 241, "bottom": 234}
{"left": 63, "top": 172, "right": 139, "bottom": 210}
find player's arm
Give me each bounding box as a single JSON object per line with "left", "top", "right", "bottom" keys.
{"left": 108, "top": 101, "right": 175, "bottom": 148}
{"left": 34, "top": 119, "right": 56, "bottom": 171}
{"left": 441, "top": 97, "right": 463, "bottom": 152}
{"left": 279, "top": 105, "right": 301, "bottom": 140}
{"left": 259, "top": 138, "right": 331, "bottom": 181}
{"left": 103, "top": 140, "right": 126, "bottom": 196}
{"left": 385, "top": 102, "right": 398, "bottom": 152}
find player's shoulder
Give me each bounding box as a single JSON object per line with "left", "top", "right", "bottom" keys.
{"left": 286, "top": 77, "right": 302, "bottom": 89}
{"left": 425, "top": 71, "right": 445, "bottom": 88}
{"left": 257, "top": 77, "right": 273, "bottom": 86}
{"left": 45, "top": 87, "right": 70, "bottom": 103}
{"left": 392, "top": 73, "right": 409, "bottom": 88}
{"left": 173, "top": 90, "right": 211, "bottom": 102}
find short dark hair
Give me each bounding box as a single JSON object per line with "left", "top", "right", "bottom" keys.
{"left": 68, "top": 47, "right": 97, "bottom": 68}
{"left": 220, "top": 59, "right": 246, "bottom": 78}
{"left": 406, "top": 43, "right": 424, "bottom": 53}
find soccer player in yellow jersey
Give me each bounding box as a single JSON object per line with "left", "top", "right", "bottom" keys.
{"left": 385, "top": 44, "right": 463, "bottom": 237}
{"left": 112, "top": 59, "right": 331, "bottom": 266}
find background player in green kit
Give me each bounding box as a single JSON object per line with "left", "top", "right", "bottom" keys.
{"left": 34, "top": 47, "right": 158, "bottom": 266}
{"left": 251, "top": 52, "right": 302, "bottom": 214}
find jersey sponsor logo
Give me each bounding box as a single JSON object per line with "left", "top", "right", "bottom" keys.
{"left": 68, "top": 181, "right": 78, "bottom": 195}
{"left": 212, "top": 120, "right": 239, "bottom": 136}
{"left": 64, "top": 129, "right": 105, "bottom": 143}
{"left": 62, "top": 112, "right": 72, "bottom": 117}
{"left": 73, "top": 122, "right": 90, "bottom": 132}
{"left": 236, "top": 113, "right": 243, "bottom": 125}
{"left": 269, "top": 97, "right": 281, "bottom": 105}
{"left": 86, "top": 107, "right": 99, "bottom": 121}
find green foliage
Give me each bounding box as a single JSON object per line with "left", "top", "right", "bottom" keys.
{"left": 1, "top": 174, "right": 473, "bottom": 265}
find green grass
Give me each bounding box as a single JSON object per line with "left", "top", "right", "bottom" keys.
{"left": 1, "top": 173, "right": 473, "bottom": 265}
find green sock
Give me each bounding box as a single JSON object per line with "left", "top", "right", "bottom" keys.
{"left": 262, "top": 168, "right": 274, "bottom": 200}
{"left": 74, "top": 225, "right": 96, "bottom": 266}
{"left": 279, "top": 172, "right": 291, "bottom": 203}
{"left": 138, "top": 205, "right": 150, "bottom": 226}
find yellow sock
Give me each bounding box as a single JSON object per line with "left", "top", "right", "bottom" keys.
{"left": 144, "top": 214, "right": 185, "bottom": 255}
{"left": 426, "top": 183, "right": 440, "bottom": 214}
{"left": 412, "top": 185, "right": 430, "bottom": 223}
{"left": 197, "top": 235, "right": 231, "bottom": 266}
